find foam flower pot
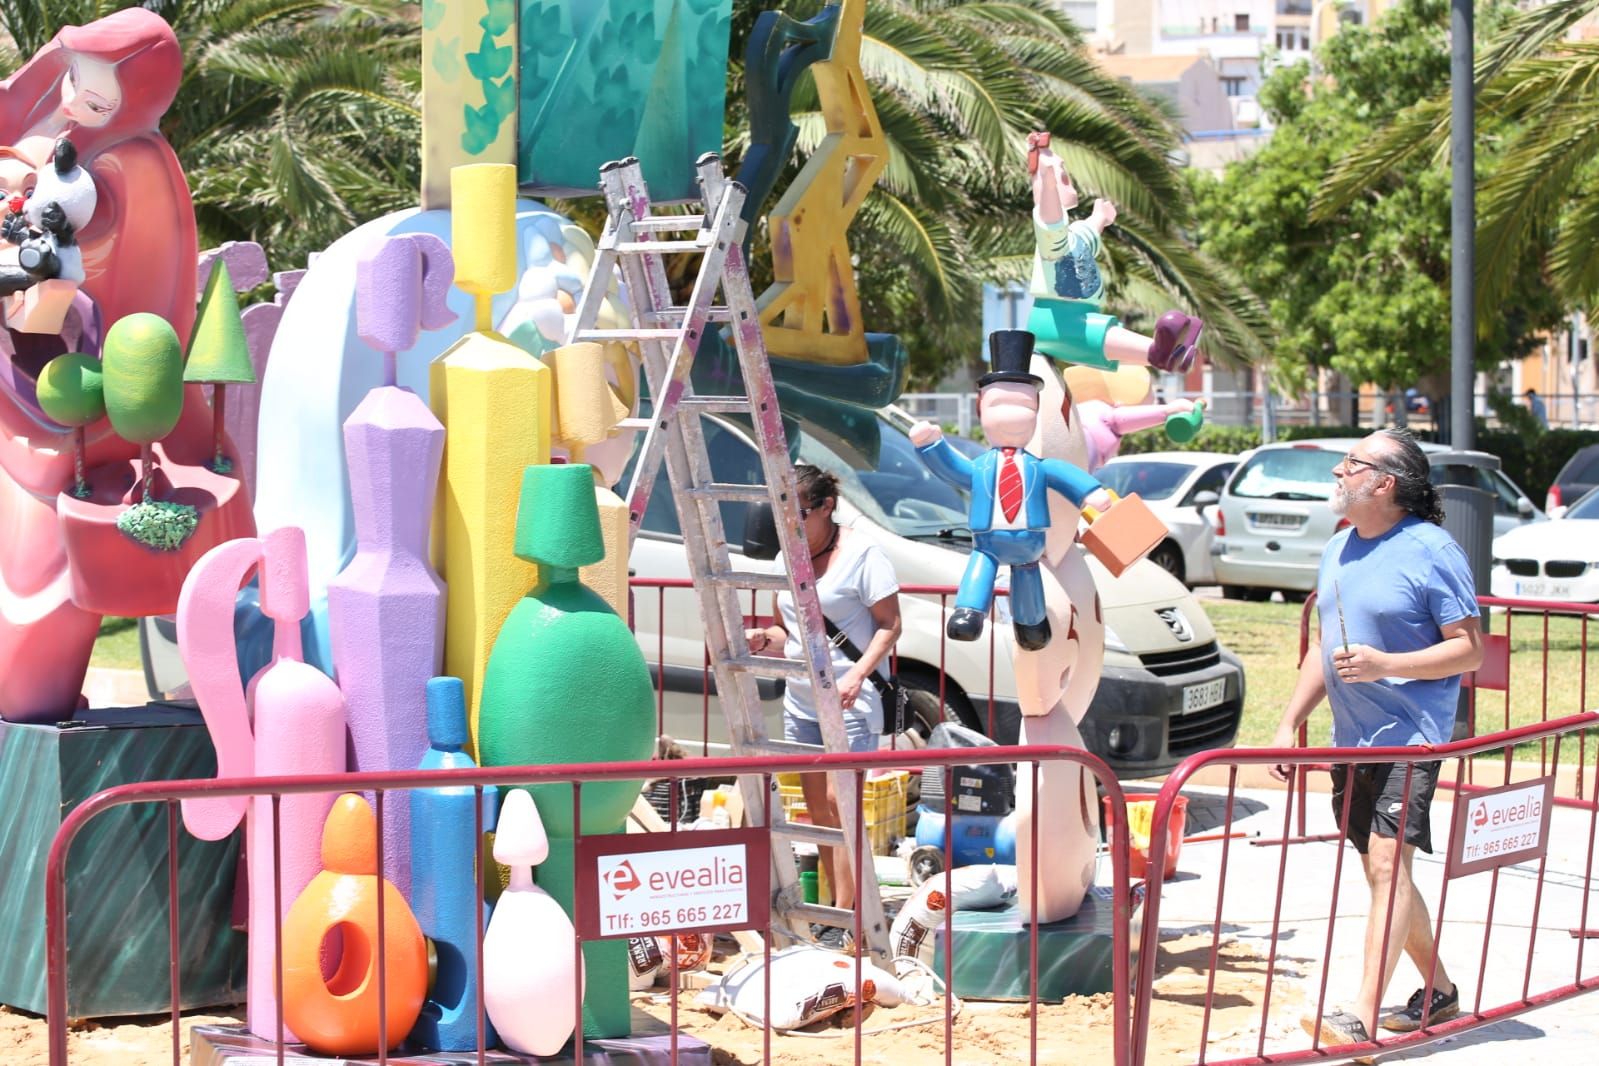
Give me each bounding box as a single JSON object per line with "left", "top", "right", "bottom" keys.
{"left": 56, "top": 442, "right": 254, "bottom": 616}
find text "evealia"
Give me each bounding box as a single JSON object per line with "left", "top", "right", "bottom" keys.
{"left": 646, "top": 854, "right": 746, "bottom": 891}
{"left": 1474, "top": 795, "right": 1542, "bottom": 829}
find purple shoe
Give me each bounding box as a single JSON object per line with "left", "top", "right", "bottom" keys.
{"left": 1150, "top": 311, "right": 1203, "bottom": 372}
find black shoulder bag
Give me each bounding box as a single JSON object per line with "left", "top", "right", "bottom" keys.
{"left": 822, "top": 618, "right": 908, "bottom": 735}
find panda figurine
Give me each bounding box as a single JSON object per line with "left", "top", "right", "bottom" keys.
{"left": 0, "top": 138, "right": 97, "bottom": 295}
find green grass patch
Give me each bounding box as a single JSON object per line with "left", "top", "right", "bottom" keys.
{"left": 1207, "top": 597, "right": 1599, "bottom": 762}
{"left": 89, "top": 616, "right": 144, "bottom": 672}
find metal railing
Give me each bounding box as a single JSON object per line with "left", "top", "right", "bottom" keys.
{"left": 1131, "top": 712, "right": 1599, "bottom": 1065}
{"left": 45, "top": 745, "right": 1133, "bottom": 1066}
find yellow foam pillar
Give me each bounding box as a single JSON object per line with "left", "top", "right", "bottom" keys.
{"left": 542, "top": 341, "right": 634, "bottom": 618}
{"left": 431, "top": 164, "right": 552, "bottom": 749}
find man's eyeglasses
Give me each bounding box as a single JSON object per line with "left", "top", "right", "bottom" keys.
{"left": 799, "top": 501, "right": 822, "bottom": 518}
{"left": 1337, "top": 453, "right": 1388, "bottom": 476}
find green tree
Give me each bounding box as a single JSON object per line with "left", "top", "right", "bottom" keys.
{"left": 1192, "top": 0, "right": 1561, "bottom": 403}
{"left": 1315, "top": 0, "right": 1599, "bottom": 330}
{"left": 102, "top": 313, "right": 185, "bottom": 502}
{"left": 715, "top": 0, "right": 1273, "bottom": 383}
{"left": 0, "top": 1, "right": 421, "bottom": 274}
{"left": 185, "top": 261, "right": 257, "bottom": 473}
{"left": 36, "top": 352, "right": 104, "bottom": 498}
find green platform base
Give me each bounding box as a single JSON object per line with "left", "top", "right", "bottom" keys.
{"left": 0, "top": 704, "right": 246, "bottom": 1017}
{"left": 932, "top": 886, "right": 1132, "bottom": 1003}
{"left": 192, "top": 1009, "right": 712, "bottom": 1064}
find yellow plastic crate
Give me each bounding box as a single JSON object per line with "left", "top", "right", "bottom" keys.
{"left": 775, "top": 770, "right": 910, "bottom": 855}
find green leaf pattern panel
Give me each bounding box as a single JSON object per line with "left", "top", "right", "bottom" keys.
{"left": 518, "top": 0, "right": 732, "bottom": 199}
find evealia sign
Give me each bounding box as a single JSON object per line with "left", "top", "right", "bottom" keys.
{"left": 1447, "top": 776, "right": 1554, "bottom": 879}
{"left": 575, "top": 827, "right": 770, "bottom": 939}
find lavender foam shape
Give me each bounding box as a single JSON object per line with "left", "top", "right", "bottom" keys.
{"left": 327, "top": 233, "right": 455, "bottom": 892}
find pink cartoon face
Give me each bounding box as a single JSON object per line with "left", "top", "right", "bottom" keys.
{"left": 979, "top": 381, "right": 1042, "bottom": 448}
{"left": 60, "top": 56, "right": 122, "bottom": 129}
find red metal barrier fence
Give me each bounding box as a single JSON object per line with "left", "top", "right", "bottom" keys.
{"left": 1131, "top": 712, "right": 1599, "bottom": 1066}
{"left": 46, "top": 745, "right": 1133, "bottom": 1066}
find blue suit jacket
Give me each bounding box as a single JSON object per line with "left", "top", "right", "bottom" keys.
{"left": 917, "top": 438, "right": 1101, "bottom": 532}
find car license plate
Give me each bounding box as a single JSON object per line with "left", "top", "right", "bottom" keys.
{"left": 1515, "top": 579, "right": 1569, "bottom": 599}
{"left": 1182, "top": 678, "right": 1226, "bottom": 713}
{"left": 1250, "top": 512, "right": 1304, "bottom": 530}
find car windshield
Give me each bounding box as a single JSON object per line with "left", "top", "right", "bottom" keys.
{"left": 1565, "top": 488, "right": 1599, "bottom": 520}
{"left": 1098, "top": 461, "right": 1194, "bottom": 501}
{"left": 797, "top": 418, "right": 973, "bottom": 539}
{"left": 1229, "top": 447, "right": 1338, "bottom": 501}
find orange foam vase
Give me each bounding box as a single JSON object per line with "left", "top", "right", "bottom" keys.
{"left": 280, "top": 794, "right": 429, "bottom": 1056}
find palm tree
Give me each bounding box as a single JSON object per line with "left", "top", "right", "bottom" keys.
{"left": 1, "top": 1, "right": 420, "bottom": 274}
{"left": 1312, "top": 0, "right": 1599, "bottom": 329}
{"left": 720, "top": 0, "right": 1273, "bottom": 382}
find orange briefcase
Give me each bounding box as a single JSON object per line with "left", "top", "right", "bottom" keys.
{"left": 1080, "top": 492, "right": 1167, "bottom": 577}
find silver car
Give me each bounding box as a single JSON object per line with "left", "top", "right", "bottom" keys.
{"left": 1212, "top": 438, "right": 1545, "bottom": 599}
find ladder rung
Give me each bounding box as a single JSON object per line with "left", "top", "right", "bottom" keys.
{"left": 773, "top": 821, "right": 847, "bottom": 848}
{"left": 616, "top": 417, "right": 653, "bottom": 432}
{"left": 610, "top": 239, "right": 714, "bottom": 255}
{"left": 709, "top": 570, "right": 790, "bottom": 591}
{"left": 678, "top": 396, "right": 750, "bottom": 414}
{"left": 575, "top": 328, "right": 683, "bottom": 342}
{"left": 684, "top": 483, "right": 772, "bottom": 504}
{"left": 785, "top": 902, "right": 859, "bottom": 929}
{"left": 728, "top": 656, "right": 813, "bottom": 680}
{"left": 629, "top": 215, "right": 707, "bottom": 232}
{"left": 753, "top": 739, "right": 836, "bottom": 758}
{"left": 644, "top": 306, "right": 734, "bottom": 323}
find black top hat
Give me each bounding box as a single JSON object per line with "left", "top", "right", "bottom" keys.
{"left": 978, "top": 330, "right": 1044, "bottom": 390}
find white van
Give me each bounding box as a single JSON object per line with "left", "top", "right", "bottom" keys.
{"left": 628, "top": 406, "right": 1246, "bottom": 778}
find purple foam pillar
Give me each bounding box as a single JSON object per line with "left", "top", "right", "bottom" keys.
{"left": 327, "top": 234, "right": 455, "bottom": 891}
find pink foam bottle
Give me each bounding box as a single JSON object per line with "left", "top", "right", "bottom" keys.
{"left": 178, "top": 526, "right": 347, "bottom": 1039}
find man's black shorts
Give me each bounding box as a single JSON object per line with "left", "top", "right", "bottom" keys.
{"left": 1330, "top": 761, "right": 1441, "bottom": 854}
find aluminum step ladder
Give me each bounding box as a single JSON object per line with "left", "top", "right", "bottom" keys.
{"left": 566, "top": 154, "right": 890, "bottom": 961}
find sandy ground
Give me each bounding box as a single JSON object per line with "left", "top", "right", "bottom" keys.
{"left": 632, "top": 934, "right": 1296, "bottom": 1065}
{"left": 2, "top": 934, "right": 1285, "bottom": 1065}
{"left": 1, "top": 1006, "right": 242, "bottom": 1066}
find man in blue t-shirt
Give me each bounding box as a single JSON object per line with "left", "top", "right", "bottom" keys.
{"left": 1269, "top": 429, "right": 1484, "bottom": 1057}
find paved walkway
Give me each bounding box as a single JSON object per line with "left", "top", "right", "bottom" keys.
{"left": 1139, "top": 775, "right": 1599, "bottom": 1063}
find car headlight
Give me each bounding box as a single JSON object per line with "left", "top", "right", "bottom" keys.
{"left": 1103, "top": 623, "right": 1128, "bottom": 653}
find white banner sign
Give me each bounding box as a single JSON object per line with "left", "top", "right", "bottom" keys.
{"left": 590, "top": 839, "right": 758, "bottom": 938}
{"left": 1450, "top": 777, "right": 1553, "bottom": 878}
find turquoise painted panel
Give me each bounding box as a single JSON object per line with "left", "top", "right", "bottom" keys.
{"left": 517, "top": 0, "right": 733, "bottom": 199}
{"left": 0, "top": 706, "right": 246, "bottom": 1017}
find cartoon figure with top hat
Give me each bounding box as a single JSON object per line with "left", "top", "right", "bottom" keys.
{"left": 910, "top": 330, "right": 1114, "bottom": 650}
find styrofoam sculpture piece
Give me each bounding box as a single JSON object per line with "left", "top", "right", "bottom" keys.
{"left": 0, "top": 137, "right": 97, "bottom": 327}
{"left": 428, "top": 163, "right": 552, "bottom": 749}
{"left": 178, "top": 526, "right": 346, "bottom": 1038}
{"left": 0, "top": 9, "right": 254, "bottom": 723}
{"left": 1068, "top": 365, "right": 1205, "bottom": 473}
{"left": 483, "top": 787, "right": 582, "bottom": 1056}
{"left": 280, "top": 794, "right": 428, "bottom": 1056}
{"left": 409, "top": 677, "right": 498, "bottom": 1051}
{"left": 327, "top": 233, "right": 454, "bottom": 890}
{"left": 477, "top": 463, "right": 655, "bottom": 1038}
{"left": 250, "top": 197, "right": 626, "bottom": 676}
{"left": 911, "top": 330, "right": 1114, "bottom": 653}
{"left": 1026, "top": 131, "right": 1202, "bottom": 374}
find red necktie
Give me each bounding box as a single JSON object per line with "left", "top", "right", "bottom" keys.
{"left": 998, "top": 447, "right": 1023, "bottom": 522}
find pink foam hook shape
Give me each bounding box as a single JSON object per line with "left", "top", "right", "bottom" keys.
{"left": 356, "top": 234, "right": 457, "bottom": 377}
{"left": 176, "top": 537, "right": 263, "bottom": 841}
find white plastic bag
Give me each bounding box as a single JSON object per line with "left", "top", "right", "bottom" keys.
{"left": 889, "top": 864, "right": 1016, "bottom": 965}
{"left": 696, "top": 946, "right": 887, "bottom": 1030}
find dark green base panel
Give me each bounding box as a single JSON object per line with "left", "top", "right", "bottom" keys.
{"left": 192, "top": 1010, "right": 712, "bottom": 1064}
{"left": 0, "top": 704, "right": 246, "bottom": 1018}
{"left": 932, "top": 886, "right": 1136, "bottom": 1003}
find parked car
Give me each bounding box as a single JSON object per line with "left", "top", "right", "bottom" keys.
{"left": 1544, "top": 442, "right": 1599, "bottom": 516}
{"left": 629, "top": 407, "right": 1245, "bottom": 778}
{"left": 1492, "top": 486, "right": 1599, "bottom": 601}
{"left": 1095, "top": 452, "right": 1235, "bottom": 586}
{"left": 1212, "top": 438, "right": 1545, "bottom": 599}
